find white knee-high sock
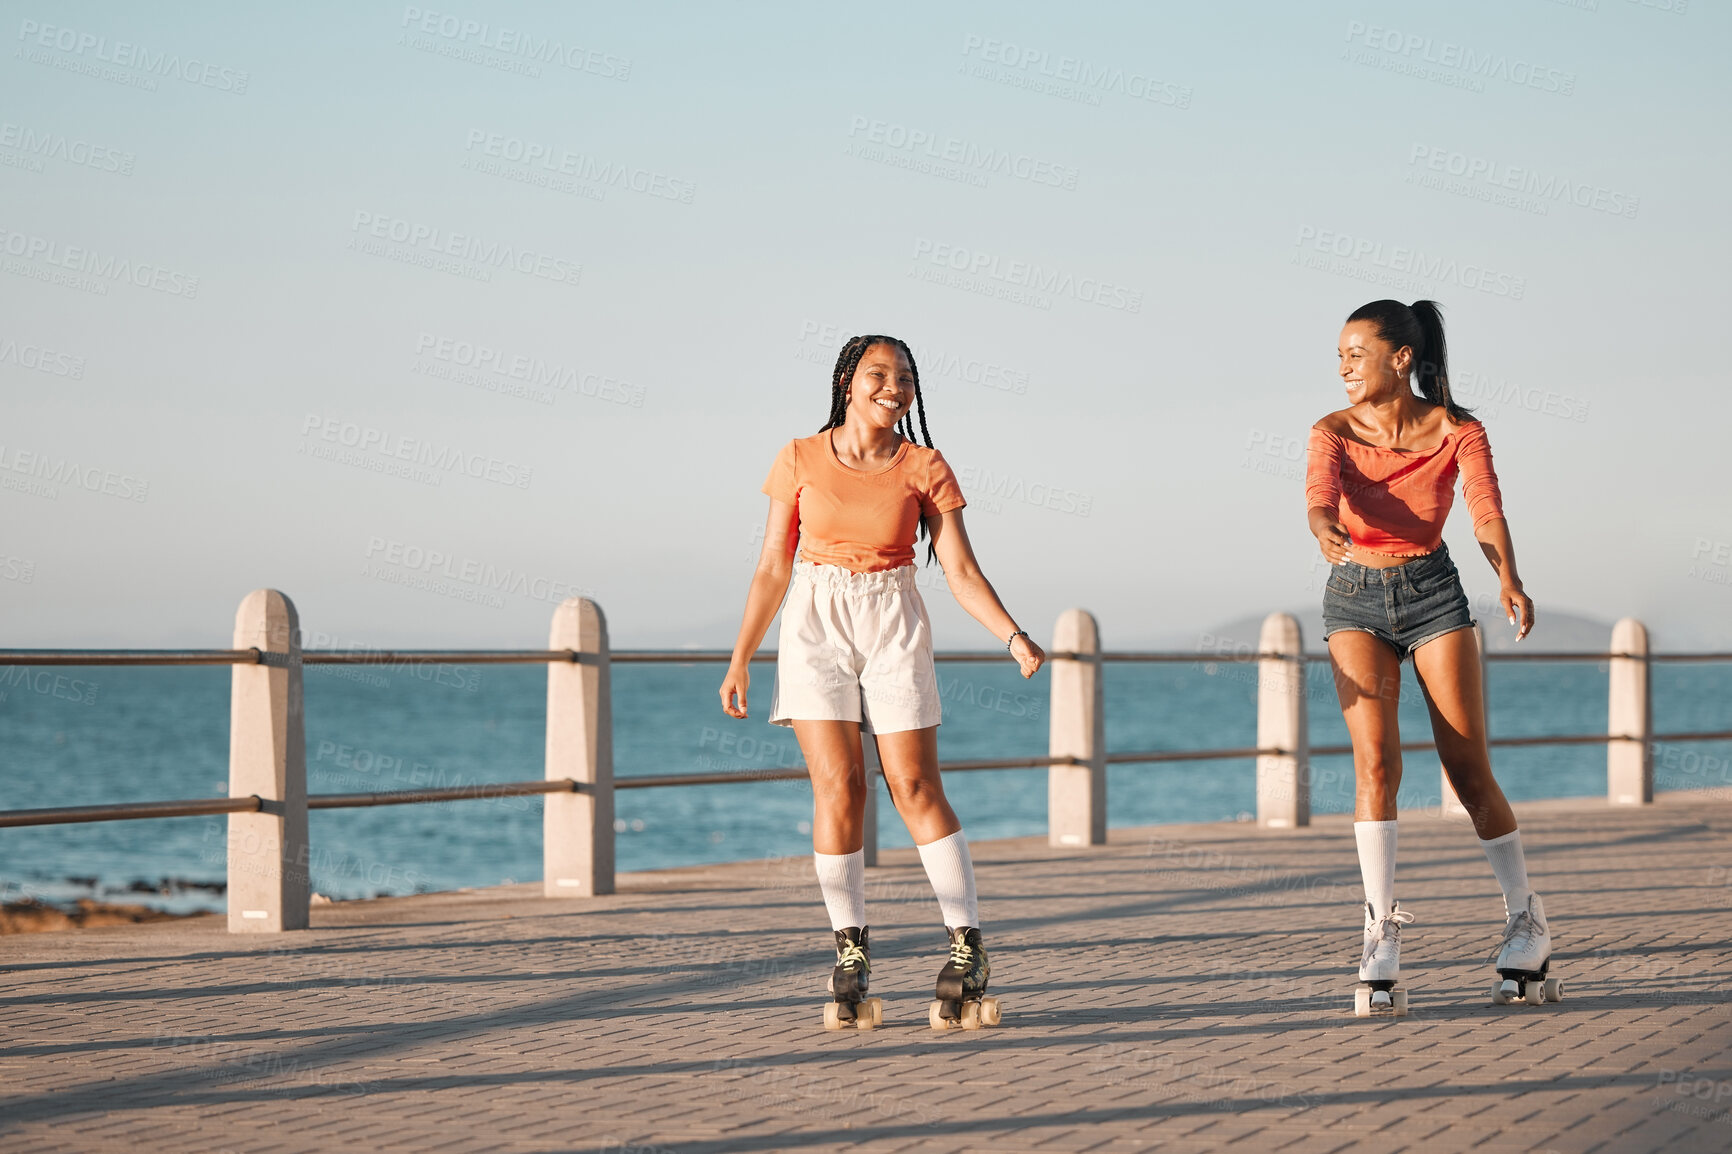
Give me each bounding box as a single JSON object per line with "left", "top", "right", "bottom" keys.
{"left": 1480, "top": 829, "right": 1533, "bottom": 916}
{"left": 813, "top": 850, "right": 866, "bottom": 930}
{"left": 1354, "top": 820, "right": 1398, "bottom": 919}
{"left": 916, "top": 830, "right": 980, "bottom": 929}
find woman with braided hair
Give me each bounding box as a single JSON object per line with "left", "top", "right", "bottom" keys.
{"left": 720, "top": 333, "right": 1044, "bottom": 1030}
{"left": 1306, "top": 300, "right": 1558, "bottom": 1016}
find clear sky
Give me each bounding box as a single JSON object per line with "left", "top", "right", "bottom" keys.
{"left": 3, "top": 0, "right": 1727, "bottom": 651}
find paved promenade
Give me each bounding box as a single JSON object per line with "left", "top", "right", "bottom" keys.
{"left": 4, "top": 794, "right": 1732, "bottom": 1153}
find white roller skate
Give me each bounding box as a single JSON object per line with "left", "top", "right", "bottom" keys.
{"left": 1489, "top": 894, "right": 1561, "bottom": 1006}
{"left": 1353, "top": 901, "right": 1414, "bottom": 1017}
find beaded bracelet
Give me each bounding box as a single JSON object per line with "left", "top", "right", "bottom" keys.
{"left": 1006, "top": 629, "right": 1029, "bottom": 651}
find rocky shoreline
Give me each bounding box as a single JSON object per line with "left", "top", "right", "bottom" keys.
{"left": 1, "top": 897, "right": 209, "bottom": 934}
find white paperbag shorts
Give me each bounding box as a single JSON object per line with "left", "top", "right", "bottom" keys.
{"left": 769, "top": 561, "right": 942, "bottom": 734}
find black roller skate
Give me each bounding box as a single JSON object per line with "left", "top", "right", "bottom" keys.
{"left": 929, "top": 926, "right": 1001, "bottom": 1030}
{"left": 823, "top": 927, "right": 881, "bottom": 1030}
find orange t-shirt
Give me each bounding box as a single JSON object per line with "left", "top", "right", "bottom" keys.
{"left": 762, "top": 432, "right": 968, "bottom": 573}
{"left": 1305, "top": 419, "right": 1506, "bottom": 556}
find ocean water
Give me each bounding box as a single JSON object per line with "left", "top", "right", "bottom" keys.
{"left": 1, "top": 656, "right": 1728, "bottom": 912}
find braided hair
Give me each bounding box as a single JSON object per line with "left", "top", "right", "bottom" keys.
{"left": 819, "top": 334, "right": 940, "bottom": 562}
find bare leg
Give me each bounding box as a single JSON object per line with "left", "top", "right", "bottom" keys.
{"left": 1331, "top": 632, "right": 1412, "bottom": 1007}
{"left": 1411, "top": 628, "right": 1518, "bottom": 839}
{"left": 1328, "top": 632, "right": 1406, "bottom": 819}
{"left": 874, "top": 726, "right": 961, "bottom": 843}
{"left": 792, "top": 719, "right": 868, "bottom": 855}
{"left": 877, "top": 725, "right": 985, "bottom": 1002}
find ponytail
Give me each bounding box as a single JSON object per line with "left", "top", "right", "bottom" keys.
{"left": 1345, "top": 299, "right": 1475, "bottom": 423}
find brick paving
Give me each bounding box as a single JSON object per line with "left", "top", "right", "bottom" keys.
{"left": 4, "top": 793, "right": 1732, "bottom": 1153}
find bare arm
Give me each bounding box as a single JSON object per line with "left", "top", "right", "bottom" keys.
{"left": 1474, "top": 516, "right": 1534, "bottom": 641}
{"left": 719, "top": 498, "right": 799, "bottom": 718}
{"left": 927, "top": 508, "right": 1045, "bottom": 679}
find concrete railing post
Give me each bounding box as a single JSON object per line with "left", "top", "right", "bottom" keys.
{"left": 1608, "top": 617, "right": 1653, "bottom": 805}
{"left": 861, "top": 735, "right": 881, "bottom": 867}
{"left": 227, "top": 589, "right": 309, "bottom": 932}
{"left": 1255, "top": 612, "right": 1310, "bottom": 829}
{"left": 545, "top": 598, "right": 615, "bottom": 895}
{"left": 1049, "top": 609, "right": 1105, "bottom": 847}
{"left": 1439, "top": 623, "right": 1488, "bottom": 820}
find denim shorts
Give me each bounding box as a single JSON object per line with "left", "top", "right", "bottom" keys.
{"left": 1322, "top": 543, "right": 1475, "bottom": 660}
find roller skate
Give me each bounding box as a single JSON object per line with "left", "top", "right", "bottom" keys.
{"left": 1352, "top": 901, "right": 1414, "bottom": 1017}
{"left": 1489, "top": 894, "right": 1562, "bottom": 1006}
{"left": 929, "top": 926, "right": 1001, "bottom": 1030}
{"left": 822, "top": 927, "right": 881, "bottom": 1030}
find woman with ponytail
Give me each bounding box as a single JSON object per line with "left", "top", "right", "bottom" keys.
{"left": 720, "top": 334, "right": 1044, "bottom": 1030}
{"left": 1306, "top": 300, "right": 1558, "bottom": 1014}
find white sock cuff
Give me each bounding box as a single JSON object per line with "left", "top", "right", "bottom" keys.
{"left": 918, "top": 830, "right": 969, "bottom": 855}
{"left": 1478, "top": 829, "right": 1533, "bottom": 915}
{"left": 813, "top": 849, "right": 866, "bottom": 930}
{"left": 916, "top": 830, "right": 979, "bottom": 929}
{"left": 1353, "top": 820, "right": 1399, "bottom": 920}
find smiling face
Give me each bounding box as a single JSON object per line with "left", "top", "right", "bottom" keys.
{"left": 1338, "top": 322, "right": 1414, "bottom": 405}
{"left": 845, "top": 342, "right": 915, "bottom": 430}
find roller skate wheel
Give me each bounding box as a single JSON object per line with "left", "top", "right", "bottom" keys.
{"left": 929, "top": 1000, "right": 948, "bottom": 1030}
{"left": 1543, "top": 977, "right": 1563, "bottom": 1003}
{"left": 959, "top": 1001, "right": 983, "bottom": 1030}
{"left": 1491, "top": 979, "right": 1516, "bottom": 1005}
{"left": 979, "top": 996, "right": 1002, "bottom": 1027}
{"left": 858, "top": 998, "right": 882, "bottom": 1029}
{"left": 1392, "top": 989, "right": 1408, "bottom": 1017}
{"left": 1524, "top": 980, "right": 1545, "bottom": 1006}
{"left": 823, "top": 1003, "right": 845, "bottom": 1031}
{"left": 1354, "top": 987, "right": 1371, "bottom": 1017}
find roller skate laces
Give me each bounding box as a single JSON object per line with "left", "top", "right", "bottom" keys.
{"left": 822, "top": 927, "right": 880, "bottom": 1030}
{"left": 831, "top": 928, "right": 871, "bottom": 991}
{"left": 931, "top": 926, "right": 1001, "bottom": 1030}
{"left": 1359, "top": 902, "right": 1414, "bottom": 981}
{"left": 1489, "top": 894, "right": 1549, "bottom": 969}
{"left": 1353, "top": 902, "right": 1414, "bottom": 1017}
{"left": 1489, "top": 894, "right": 1563, "bottom": 1006}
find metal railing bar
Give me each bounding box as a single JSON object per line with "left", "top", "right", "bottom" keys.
{"left": 308, "top": 779, "right": 584, "bottom": 808}
{"left": 6, "top": 728, "right": 1727, "bottom": 826}
{"left": 610, "top": 651, "right": 770, "bottom": 664}
{"left": 1095, "top": 652, "right": 1275, "bottom": 664}
{"left": 304, "top": 650, "right": 581, "bottom": 665}
{"left": 1305, "top": 732, "right": 1732, "bottom": 759}
{"left": 611, "top": 651, "right": 1018, "bottom": 664}
{"left": 933, "top": 755, "right": 1084, "bottom": 772}
{"left": 1105, "top": 746, "right": 1280, "bottom": 764}
{"left": 1482, "top": 652, "right": 1629, "bottom": 663}
{"left": 4, "top": 648, "right": 1726, "bottom": 668}
{"left": 616, "top": 755, "right": 1089, "bottom": 791}
{"left": 0, "top": 795, "right": 263, "bottom": 828}
{"left": 617, "top": 768, "right": 810, "bottom": 788}
{"left": 1490, "top": 733, "right": 1623, "bottom": 748}
{"left": 1309, "top": 733, "right": 1636, "bottom": 757}
{"left": 1652, "top": 729, "right": 1732, "bottom": 743}
{"left": 0, "top": 649, "right": 264, "bottom": 666}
